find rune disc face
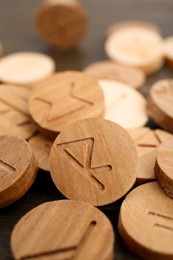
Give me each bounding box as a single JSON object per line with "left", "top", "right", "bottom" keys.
{"left": 29, "top": 71, "right": 104, "bottom": 135}
{"left": 11, "top": 200, "right": 114, "bottom": 260}
{"left": 105, "top": 23, "right": 164, "bottom": 74}
{"left": 99, "top": 80, "right": 148, "bottom": 129}
{"left": 49, "top": 118, "right": 138, "bottom": 206}
{"left": 0, "top": 135, "right": 37, "bottom": 208}
{"left": 119, "top": 182, "right": 173, "bottom": 259}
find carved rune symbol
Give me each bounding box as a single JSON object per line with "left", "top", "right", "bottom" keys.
{"left": 57, "top": 137, "right": 112, "bottom": 190}
{"left": 35, "top": 82, "right": 93, "bottom": 122}
{"left": 148, "top": 211, "right": 173, "bottom": 232}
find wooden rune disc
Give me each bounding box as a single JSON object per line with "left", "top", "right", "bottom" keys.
{"left": 11, "top": 200, "right": 114, "bottom": 260}
{"left": 28, "top": 133, "right": 53, "bottom": 172}
{"left": 128, "top": 127, "right": 172, "bottom": 185}
{"left": 155, "top": 136, "right": 173, "bottom": 198}
{"left": 49, "top": 118, "right": 138, "bottom": 206}
{"left": 0, "top": 135, "right": 38, "bottom": 208}
{"left": 29, "top": 71, "right": 104, "bottom": 137}
{"left": 0, "top": 52, "right": 55, "bottom": 86}
{"left": 0, "top": 84, "right": 37, "bottom": 140}
{"left": 119, "top": 182, "right": 173, "bottom": 259}
{"left": 147, "top": 79, "right": 173, "bottom": 133}
{"left": 35, "top": 0, "right": 88, "bottom": 50}
{"left": 105, "top": 21, "right": 164, "bottom": 74}
{"left": 98, "top": 80, "right": 148, "bottom": 129}
{"left": 106, "top": 20, "right": 161, "bottom": 39}
{"left": 84, "top": 60, "right": 146, "bottom": 90}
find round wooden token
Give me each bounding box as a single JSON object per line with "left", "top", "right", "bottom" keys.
{"left": 119, "top": 182, "right": 173, "bottom": 259}
{"left": 128, "top": 127, "right": 172, "bottom": 185}
{"left": 0, "top": 84, "right": 37, "bottom": 139}
{"left": 155, "top": 136, "right": 173, "bottom": 198}
{"left": 105, "top": 22, "right": 164, "bottom": 74}
{"left": 84, "top": 60, "right": 146, "bottom": 90}
{"left": 147, "top": 79, "right": 173, "bottom": 133}
{"left": 99, "top": 80, "right": 148, "bottom": 129}
{"left": 35, "top": 0, "right": 88, "bottom": 50}
{"left": 49, "top": 118, "right": 138, "bottom": 206}
{"left": 164, "top": 36, "right": 173, "bottom": 68}
{"left": 11, "top": 200, "right": 114, "bottom": 260}
{"left": 0, "top": 135, "right": 38, "bottom": 208}
{"left": 0, "top": 52, "right": 55, "bottom": 86}
{"left": 29, "top": 71, "right": 104, "bottom": 138}
{"left": 106, "top": 20, "right": 161, "bottom": 38}
{"left": 28, "top": 133, "right": 53, "bottom": 172}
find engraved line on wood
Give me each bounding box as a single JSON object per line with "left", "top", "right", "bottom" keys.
{"left": 0, "top": 97, "right": 28, "bottom": 116}
{"left": 0, "top": 159, "right": 16, "bottom": 172}
{"left": 70, "top": 82, "right": 94, "bottom": 106}
{"left": 153, "top": 131, "right": 162, "bottom": 144}
{"left": 19, "top": 221, "right": 97, "bottom": 260}
{"left": 19, "top": 246, "right": 76, "bottom": 260}
{"left": 35, "top": 82, "right": 93, "bottom": 122}
{"left": 72, "top": 220, "right": 97, "bottom": 259}
{"left": 17, "top": 119, "right": 32, "bottom": 126}
{"left": 0, "top": 108, "right": 10, "bottom": 115}
{"left": 148, "top": 211, "right": 173, "bottom": 221}
{"left": 154, "top": 223, "right": 173, "bottom": 232}
{"left": 137, "top": 144, "right": 157, "bottom": 148}
{"left": 57, "top": 137, "right": 112, "bottom": 190}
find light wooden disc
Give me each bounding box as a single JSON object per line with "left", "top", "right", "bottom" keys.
{"left": 106, "top": 20, "right": 161, "bottom": 38}
{"left": 0, "top": 135, "right": 38, "bottom": 208}
{"left": 105, "top": 22, "right": 164, "bottom": 74}
{"left": 29, "top": 71, "right": 104, "bottom": 137}
{"left": 0, "top": 52, "right": 55, "bottom": 85}
{"left": 0, "top": 84, "right": 37, "bottom": 139}
{"left": 99, "top": 80, "right": 148, "bottom": 129}
{"left": 11, "top": 200, "right": 114, "bottom": 260}
{"left": 164, "top": 36, "right": 173, "bottom": 67}
{"left": 49, "top": 118, "right": 138, "bottom": 206}
{"left": 128, "top": 127, "right": 172, "bottom": 185}
{"left": 28, "top": 133, "right": 53, "bottom": 171}
{"left": 84, "top": 60, "right": 146, "bottom": 90}
{"left": 155, "top": 136, "right": 173, "bottom": 198}
{"left": 147, "top": 79, "right": 173, "bottom": 133}
{"left": 119, "top": 182, "right": 173, "bottom": 259}
{"left": 35, "top": 0, "right": 88, "bottom": 50}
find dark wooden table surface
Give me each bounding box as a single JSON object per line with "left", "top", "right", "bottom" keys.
{"left": 0, "top": 0, "right": 173, "bottom": 259}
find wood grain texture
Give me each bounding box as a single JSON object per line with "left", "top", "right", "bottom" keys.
{"left": 29, "top": 71, "right": 104, "bottom": 137}
{"left": 11, "top": 200, "right": 114, "bottom": 260}
{"left": 1, "top": 0, "right": 173, "bottom": 259}
{"left": 0, "top": 84, "right": 37, "bottom": 139}
{"left": 35, "top": 0, "right": 88, "bottom": 50}
{"left": 155, "top": 136, "right": 173, "bottom": 198}
{"left": 128, "top": 127, "right": 172, "bottom": 185}
{"left": 84, "top": 60, "right": 146, "bottom": 90}
{"left": 105, "top": 21, "right": 164, "bottom": 74}
{"left": 0, "top": 52, "right": 55, "bottom": 86}
{"left": 147, "top": 79, "right": 173, "bottom": 133}
{"left": 0, "top": 135, "right": 38, "bottom": 208}
{"left": 119, "top": 182, "right": 173, "bottom": 260}
{"left": 98, "top": 80, "right": 148, "bottom": 129}
{"left": 28, "top": 133, "right": 53, "bottom": 172}
{"left": 50, "top": 118, "right": 138, "bottom": 206}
